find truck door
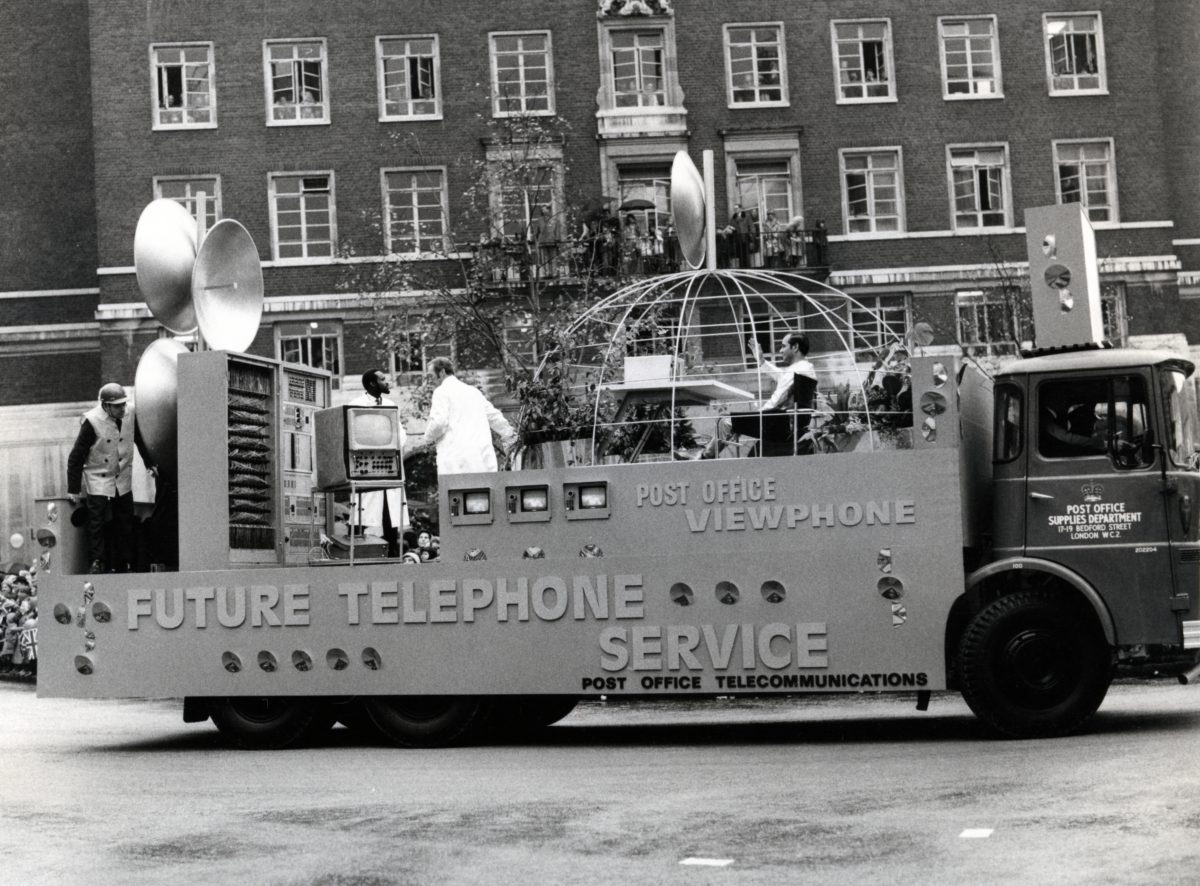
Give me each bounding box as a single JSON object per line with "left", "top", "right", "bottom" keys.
{"left": 1158, "top": 364, "right": 1200, "bottom": 629}
{"left": 1025, "top": 371, "right": 1178, "bottom": 644}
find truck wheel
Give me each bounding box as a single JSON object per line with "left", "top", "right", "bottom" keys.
{"left": 209, "top": 697, "right": 325, "bottom": 750}
{"left": 364, "top": 696, "right": 489, "bottom": 748}
{"left": 958, "top": 590, "right": 1112, "bottom": 738}
{"left": 487, "top": 696, "right": 579, "bottom": 738}
{"left": 515, "top": 696, "right": 579, "bottom": 730}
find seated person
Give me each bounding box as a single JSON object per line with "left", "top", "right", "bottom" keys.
{"left": 701, "top": 332, "right": 818, "bottom": 458}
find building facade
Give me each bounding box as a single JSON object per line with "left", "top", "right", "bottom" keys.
{"left": 3, "top": 0, "right": 1200, "bottom": 546}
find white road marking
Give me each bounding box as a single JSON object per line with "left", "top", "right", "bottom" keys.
{"left": 680, "top": 857, "right": 735, "bottom": 867}
{"left": 959, "top": 828, "right": 994, "bottom": 838}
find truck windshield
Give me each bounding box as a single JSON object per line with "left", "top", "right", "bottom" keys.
{"left": 1161, "top": 368, "right": 1200, "bottom": 470}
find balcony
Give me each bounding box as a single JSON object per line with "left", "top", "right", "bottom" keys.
{"left": 468, "top": 228, "right": 829, "bottom": 287}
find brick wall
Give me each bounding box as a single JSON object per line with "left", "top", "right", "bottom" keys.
{"left": 0, "top": 0, "right": 97, "bottom": 294}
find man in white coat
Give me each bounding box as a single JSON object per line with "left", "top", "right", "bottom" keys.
{"left": 349, "top": 369, "right": 407, "bottom": 556}
{"left": 422, "top": 357, "right": 517, "bottom": 474}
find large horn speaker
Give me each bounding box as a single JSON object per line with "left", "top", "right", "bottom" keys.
{"left": 134, "top": 338, "right": 189, "bottom": 476}
{"left": 134, "top": 199, "right": 198, "bottom": 334}
{"left": 191, "top": 218, "right": 264, "bottom": 353}
{"left": 670, "top": 151, "right": 706, "bottom": 270}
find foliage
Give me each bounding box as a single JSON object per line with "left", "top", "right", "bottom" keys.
{"left": 337, "top": 109, "right": 631, "bottom": 444}
{"left": 804, "top": 347, "right": 913, "bottom": 452}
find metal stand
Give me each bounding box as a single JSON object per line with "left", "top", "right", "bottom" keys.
{"left": 311, "top": 480, "right": 406, "bottom": 565}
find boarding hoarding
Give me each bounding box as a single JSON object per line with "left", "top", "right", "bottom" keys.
{"left": 38, "top": 450, "right": 964, "bottom": 699}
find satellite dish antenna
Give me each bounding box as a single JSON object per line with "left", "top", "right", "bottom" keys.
{"left": 191, "top": 219, "right": 264, "bottom": 353}
{"left": 670, "top": 151, "right": 707, "bottom": 270}
{"left": 133, "top": 199, "right": 199, "bottom": 334}
{"left": 134, "top": 338, "right": 189, "bottom": 477}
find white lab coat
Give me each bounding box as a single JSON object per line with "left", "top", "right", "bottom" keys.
{"left": 348, "top": 393, "right": 408, "bottom": 533}
{"left": 424, "top": 375, "right": 517, "bottom": 474}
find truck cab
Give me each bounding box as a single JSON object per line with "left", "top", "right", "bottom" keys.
{"left": 953, "top": 345, "right": 1200, "bottom": 736}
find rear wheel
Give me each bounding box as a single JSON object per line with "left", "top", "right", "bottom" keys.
{"left": 209, "top": 697, "right": 328, "bottom": 750}
{"left": 364, "top": 696, "right": 490, "bottom": 748}
{"left": 958, "top": 590, "right": 1112, "bottom": 738}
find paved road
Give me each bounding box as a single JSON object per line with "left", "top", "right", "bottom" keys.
{"left": 6, "top": 681, "right": 1200, "bottom": 885}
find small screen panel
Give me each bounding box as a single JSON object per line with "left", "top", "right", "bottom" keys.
{"left": 465, "top": 491, "right": 491, "bottom": 514}
{"left": 521, "top": 488, "right": 549, "bottom": 511}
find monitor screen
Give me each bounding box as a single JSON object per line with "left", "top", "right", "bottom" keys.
{"left": 350, "top": 409, "right": 398, "bottom": 449}
{"left": 579, "top": 484, "right": 607, "bottom": 509}
{"left": 464, "top": 491, "right": 491, "bottom": 514}
{"left": 520, "top": 488, "right": 549, "bottom": 512}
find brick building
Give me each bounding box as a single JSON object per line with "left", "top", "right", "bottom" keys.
{"left": 2, "top": 0, "right": 1199, "bottom": 546}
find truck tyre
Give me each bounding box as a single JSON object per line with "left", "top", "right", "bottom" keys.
{"left": 364, "top": 696, "right": 489, "bottom": 748}
{"left": 958, "top": 590, "right": 1112, "bottom": 738}
{"left": 514, "top": 696, "right": 579, "bottom": 730}
{"left": 488, "top": 696, "right": 579, "bottom": 738}
{"left": 209, "top": 697, "right": 326, "bottom": 750}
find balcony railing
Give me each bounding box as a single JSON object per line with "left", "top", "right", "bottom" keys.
{"left": 468, "top": 228, "right": 829, "bottom": 285}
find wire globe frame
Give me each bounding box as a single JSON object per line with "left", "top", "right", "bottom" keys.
{"left": 522, "top": 269, "right": 915, "bottom": 466}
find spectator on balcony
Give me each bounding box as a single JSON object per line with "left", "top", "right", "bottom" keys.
{"left": 763, "top": 211, "right": 785, "bottom": 268}
{"left": 530, "top": 206, "right": 559, "bottom": 278}
{"left": 810, "top": 219, "right": 829, "bottom": 267}
{"left": 729, "top": 205, "right": 753, "bottom": 269}
{"left": 622, "top": 214, "right": 643, "bottom": 275}
{"left": 786, "top": 215, "right": 807, "bottom": 268}
{"left": 749, "top": 209, "right": 765, "bottom": 269}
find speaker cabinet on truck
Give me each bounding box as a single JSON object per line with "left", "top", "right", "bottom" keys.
{"left": 177, "top": 351, "right": 331, "bottom": 570}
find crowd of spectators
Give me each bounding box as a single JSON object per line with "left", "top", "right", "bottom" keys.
{"left": 0, "top": 569, "right": 37, "bottom": 679}
{"left": 471, "top": 205, "right": 830, "bottom": 284}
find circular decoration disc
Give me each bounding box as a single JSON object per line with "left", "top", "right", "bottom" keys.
{"left": 670, "top": 151, "right": 706, "bottom": 270}
{"left": 191, "top": 219, "right": 264, "bottom": 352}
{"left": 134, "top": 199, "right": 199, "bottom": 334}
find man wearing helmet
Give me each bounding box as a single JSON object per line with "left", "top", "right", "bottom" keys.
{"left": 67, "top": 383, "right": 140, "bottom": 573}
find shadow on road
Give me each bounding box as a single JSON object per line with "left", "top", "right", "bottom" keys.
{"left": 85, "top": 700, "right": 1200, "bottom": 754}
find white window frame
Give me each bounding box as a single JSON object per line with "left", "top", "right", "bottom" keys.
{"left": 947, "top": 143, "right": 1013, "bottom": 232}
{"left": 276, "top": 320, "right": 343, "bottom": 389}
{"left": 597, "top": 19, "right": 683, "bottom": 112}
{"left": 724, "top": 23, "right": 788, "bottom": 108}
{"left": 839, "top": 147, "right": 905, "bottom": 236}
{"left": 849, "top": 294, "right": 910, "bottom": 351}
{"left": 830, "top": 19, "right": 896, "bottom": 104}
{"left": 389, "top": 330, "right": 454, "bottom": 385}
{"left": 1043, "top": 12, "right": 1107, "bottom": 96}
{"left": 269, "top": 171, "right": 337, "bottom": 262}
{"left": 484, "top": 142, "right": 564, "bottom": 243}
{"left": 956, "top": 289, "right": 1026, "bottom": 356}
{"left": 1053, "top": 138, "right": 1118, "bottom": 225}
{"left": 264, "top": 38, "right": 330, "bottom": 126}
{"left": 150, "top": 42, "right": 217, "bottom": 130}
{"left": 938, "top": 15, "right": 1002, "bottom": 100}
{"left": 153, "top": 175, "right": 222, "bottom": 233}
{"left": 503, "top": 315, "right": 538, "bottom": 369}
{"left": 377, "top": 35, "right": 442, "bottom": 121}
{"left": 490, "top": 31, "right": 555, "bottom": 117}
{"left": 382, "top": 166, "right": 449, "bottom": 256}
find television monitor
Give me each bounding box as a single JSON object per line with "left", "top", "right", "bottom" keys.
{"left": 314, "top": 405, "right": 403, "bottom": 489}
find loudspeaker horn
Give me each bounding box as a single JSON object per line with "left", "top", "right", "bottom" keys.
{"left": 133, "top": 199, "right": 199, "bottom": 334}
{"left": 191, "top": 218, "right": 264, "bottom": 353}
{"left": 134, "top": 338, "right": 189, "bottom": 477}
{"left": 670, "top": 151, "right": 706, "bottom": 270}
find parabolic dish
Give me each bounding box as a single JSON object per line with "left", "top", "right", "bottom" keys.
{"left": 670, "top": 151, "right": 706, "bottom": 270}
{"left": 134, "top": 338, "right": 189, "bottom": 477}
{"left": 191, "top": 218, "right": 264, "bottom": 353}
{"left": 134, "top": 199, "right": 199, "bottom": 334}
